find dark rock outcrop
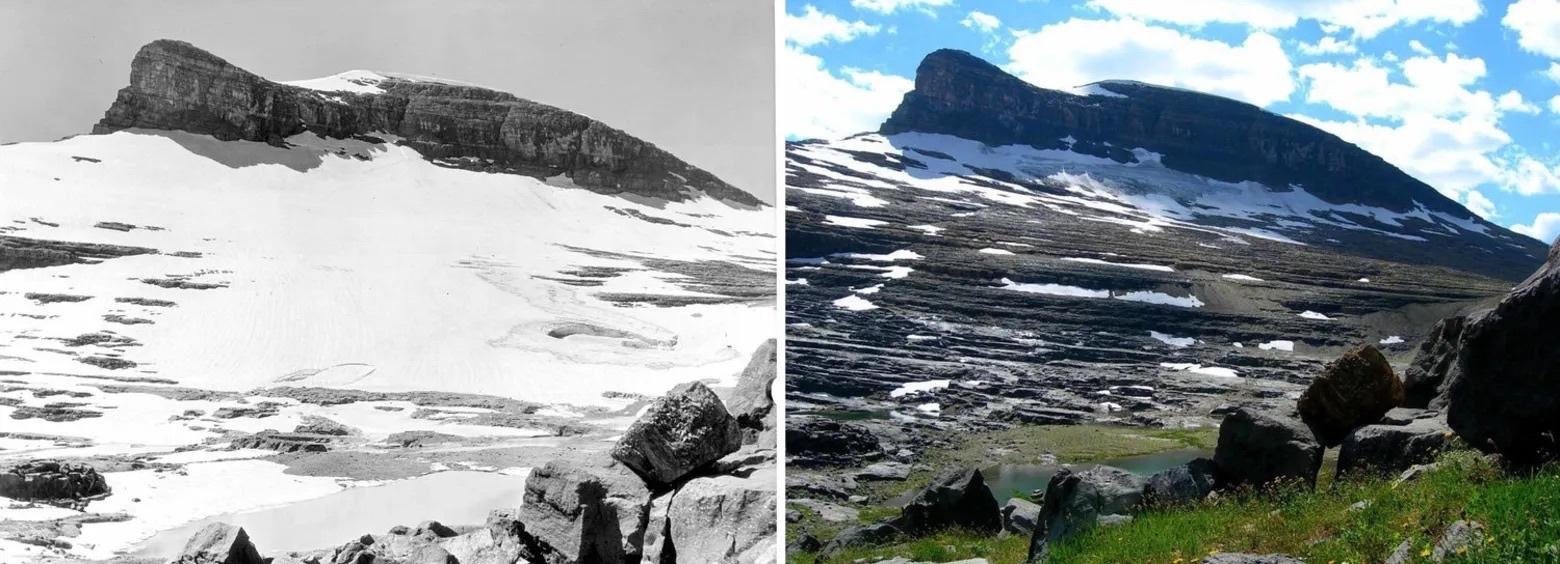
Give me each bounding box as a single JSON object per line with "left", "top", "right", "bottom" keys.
{"left": 516, "top": 453, "right": 653, "bottom": 563}
{"left": 890, "top": 468, "right": 1001, "bottom": 536}
{"left": 0, "top": 235, "right": 155, "bottom": 273}
{"left": 1144, "top": 458, "right": 1218, "bottom": 505}
{"left": 171, "top": 522, "right": 264, "bottom": 564}
{"left": 230, "top": 430, "right": 330, "bottom": 453}
{"left": 1337, "top": 417, "right": 1452, "bottom": 477}
{"left": 1441, "top": 239, "right": 1560, "bottom": 467}
{"left": 1297, "top": 345, "right": 1404, "bottom": 446}
{"left": 1026, "top": 466, "right": 1145, "bottom": 562}
{"left": 610, "top": 381, "right": 742, "bottom": 487}
{"left": 1402, "top": 315, "right": 1470, "bottom": 408}
{"left": 94, "top": 40, "right": 761, "bottom": 207}
{"left": 877, "top": 49, "right": 1543, "bottom": 280}
{"left": 0, "top": 461, "right": 110, "bottom": 502}
{"left": 821, "top": 523, "right": 901, "bottom": 557}
{"left": 785, "top": 416, "right": 882, "bottom": 467}
{"left": 1213, "top": 408, "right": 1323, "bottom": 489}
{"left": 1201, "top": 554, "right": 1304, "bottom": 564}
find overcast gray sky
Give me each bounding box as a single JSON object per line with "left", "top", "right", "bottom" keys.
{"left": 0, "top": 0, "right": 775, "bottom": 201}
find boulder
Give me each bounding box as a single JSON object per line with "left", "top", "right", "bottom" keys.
{"left": 1297, "top": 344, "right": 1403, "bottom": 446}
{"left": 230, "top": 430, "right": 329, "bottom": 453}
{"left": 611, "top": 381, "right": 741, "bottom": 487}
{"left": 786, "top": 415, "right": 883, "bottom": 467}
{"left": 890, "top": 468, "right": 1001, "bottom": 536}
{"left": 667, "top": 465, "right": 776, "bottom": 563}
{"left": 1001, "top": 497, "right": 1042, "bottom": 535}
{"left": 821, "top": 523, "right": 901, "bottom": 556}
{"left": 1443, "top": 239, "right": 1560, "bottom": 467}
{"left": 0, "top": 460, "right": 110, "bottom": 502}
{"left": 1213, "top": 407, "right": 1323, "bottom": 489}
{"left": 856, "top": 461, "right": 911, "bottom": 481}
{"left": 726, "top": 339, "right": 777, "bottom": 445}
{"left": 1201, "top": 554, "right": 1304, "bottom": 564}
{"left": 171, "top": 522, "right": 264, "bottom": 564}
{"left": 1144, "top": 458, "right": 1218, "bottom": 505}
{"left": 1025, "top": 466, "right": 1144, "bottom": 562}
{"left": 440, "top": 510, "right": 529, "bottom": 564}
{"left": 790, "top": 498, "right": 859, "bottom": 522}
{"left": 1337, "top": 417, "right": 1452, "bottom": 477}
{"left": 1402, "top": 315, "right": 1469, "bottom": 408}
{"left": 408, "top": 544, "right": 455, "bottom": 564}
{"left": 516, "top": 452, "right": 652, "bottom": 564}
{"left": 787, "top": 533, "right": 822, "bottom": 555}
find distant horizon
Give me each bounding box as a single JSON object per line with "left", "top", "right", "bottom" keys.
{"left": 0, "top": 0, "right": 776, "bottom": 202}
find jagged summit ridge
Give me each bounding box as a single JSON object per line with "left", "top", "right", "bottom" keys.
{"left": 93, "top": 39, "right": 762, "bottom": 207}
{"left": 881, "top": 49, "right": 1472, "bottom": 219}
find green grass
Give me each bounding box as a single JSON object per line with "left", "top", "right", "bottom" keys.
{"left": 792, "top": 447, "right": 1560, "bottom": 563}
{"left": 1049, "top": 450, "right": 1560, "bottom": 563}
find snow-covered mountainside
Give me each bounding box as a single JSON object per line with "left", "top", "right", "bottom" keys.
{"left": 0, "top": 41, "right": 771, "bottom": 561}
{"left": 784, "top": 49, "right": 1535, "bottom": 453}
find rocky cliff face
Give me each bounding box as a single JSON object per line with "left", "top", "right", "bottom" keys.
{"left": 93, "top": 39, "right": 762, "bottom": 207}
{"left": 885, "top": 49, "right": 1475, "bottom": 218}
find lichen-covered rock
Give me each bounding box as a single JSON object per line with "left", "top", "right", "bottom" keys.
{"left": 727, "top": 339, "right": 777, "bottom": 446}
{"left": 516, "top": 452, "right": 652, "bottom": 564}
{"left": 1201, "top": 554, "right": 1304, "bottom": 564}
{"left": 1298, "top": 344, "right": 1404, "bottom": 446}
{"left": 891, "top": 468, "right": 1001, "bottom": 536}
{"left": 667, "top": 465, "right": 777, "bottom": 563}
{"left": 1213, "top": 407, "right": 1323, "bottom": 489}
{"left": 1402, "top": 314, "right": 1470, "bottom": 408}
{"left": 171, "top": 522, "right": 264, "bottom": 564}
{"left": 1431, "top": 520, "right": 1485, "bottom": 561}
{"left": 786, "top": 415, "right": 883, "bottom": 467}
{"left": 1001, "top": 497, "right": 1042, "bottom": 536}
{"left": 1337, "top": 418, "right": 1452, "bottom": 477}
{"left": 610, "top": 381, "right": 741, "bottom": 487}
{"left": 93, "top": 40, "right": 762, "bottom": 207}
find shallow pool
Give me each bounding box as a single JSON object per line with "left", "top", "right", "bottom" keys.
{"left": 983, "top": 448, "right": 1210, "bottom": 501}
{"left": 130, "top": 470, "right": 527, "bottom": 558}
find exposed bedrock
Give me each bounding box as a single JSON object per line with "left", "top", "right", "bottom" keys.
{"left": 93, "top": 39, "right": 761, "bottom": 207}
{"left": 727, "top": 338, "right": 779, "bottom": 447}
{"left": 1438, "top": 239, "right": 1560, "bottom": 467}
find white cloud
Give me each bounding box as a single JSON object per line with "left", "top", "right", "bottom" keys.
{"left": 1462, "top": 190, "right": 1497, "bottom": 219}
{"left": 1501, "top": 155, "right": 1560, "bottom": 196}
{"left": 781, "top": 46, "right": 913, "bottom": 140}
{"left": 961, "top": 11, "right": 1002, "bottom": 33}
{"left": 1503, "top": 0, "right": 1560, "bottom": 58}
{"left": 1297, "top": 36, "right": 1357, "bottom": 55}
{"left": 1007, "top": 18, "right": 1295, "bottom": 106}
{"left": 786, "top": 5, "right": 882, "bottom": 47}
{"left": 1497, "top": 90, "right": 1541, "bottom": 114}
{"left": 1086, "top": 0, "right": 1481, "bottom": 38}
{"left": 1511, "top": 212, "right": 1560, "bottom": 243}
{"left": 851, "top": 0, "right": 952, "bottom": 16}
{"left": 1297, "top": 53, "right": 1498, "bottom": 121}
{"left": 1550, "top": 94, "right": 1560, "bottom": 113}
{"left": 1546, "top": 62, "right": 1560, "bottom": 84}
{"left": 1408, "top": 39, "right": 1433, "bottom": 55}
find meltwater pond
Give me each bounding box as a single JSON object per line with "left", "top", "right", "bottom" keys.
{"left": 132, "top": 470, "right": 527, "bottom": 558}
{"left": 983, "top": 448, "right": 1209, "bottom": 500}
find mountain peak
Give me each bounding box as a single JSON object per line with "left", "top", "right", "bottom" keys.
{"left": 93, "top": 39, "right": 762, "bottom": 207}
{"left": 882, "top": 50, "right": 1468, "bottom": 218}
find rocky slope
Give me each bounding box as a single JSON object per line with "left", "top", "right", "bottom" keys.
{"left": 93, "top": 39, "right": 762, "bottom": 207}
{"left": 784, "top": 49, "right": 1540, "bottom": 462}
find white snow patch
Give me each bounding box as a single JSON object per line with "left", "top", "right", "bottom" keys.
{"left": 890, "top": 379, "right": 952, "bottom": 398}
{"left": 832, "top": 295, "right": 879, "bottom": 311}
{"left": 1063, "top": 257, "right": 1175, "bottom": 272}
{"left": 1160, "top": 363, "right": 1241, "bottom": 378}
{"left": 908, "top": 224, "right": 945, "bottom": 236}
{"left": 1150, "top": 331, "right": 1196, "bottom": 348}
{"left": 1258, "top": 340, "right": 1295, "bottom": 352}
{"left": 1380, "top": 336, "right": 1405, "bottom": 345}
{"left": 823, "top": 215, "right": 888, "bottom": 229}
{"left": 1222, "top": 274, "right": 1265, "bottom": 282}
{"left": 978, "top": 248, "right": 1016, "bottom": 255}
{"left": 1298, "top": 311, "right": 1332, "bottom": 320}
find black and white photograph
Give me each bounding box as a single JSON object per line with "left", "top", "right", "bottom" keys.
{"left": 0, "top": 1, "right": 776, "bottom": 563}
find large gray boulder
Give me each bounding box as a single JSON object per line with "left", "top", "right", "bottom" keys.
{"left": 786, "top": 415, "right": 883, "bottom": 467}
{"left": 726, "top": 339, "right": 777, "bottom": 446}
{"left": 667, "top": 465, "right": 777, "bottom": 563}
{"left": 890, "top": 468, "right": 1001, "bottom": 536}
{"left": 1144, "top": 458, "right": 1218, "bottom": 505}
{"left": 171, "top": 522, "right": 264, "bottom": 564}
{"left": 1025, "top": 466, "right": 1145, "bottom": 562}
{"left": 1201, "top": 554, "right": 1304, "bottom": 564}
{"left": 1001, "top": 497, "right": 1042, "bottom": 535}
{"left": 1337, "top": 417, "right": 1453, "bottom": 477}
{"left": 611, "top": 381, "right": 741, "bottom": 487}
{"left": 639, "top": 491, "right": 676, "bottom": 564}
{"left": 440, "top": 510, "right": 529, "bottom": 564}
{"left": 1297, "top": 344, "right": 1404, "bottom": 446}
{"left": 820, "top": 523, "right": 901, "bottom": 557}
{"left": 516, "top": 452, "right": 653, "bottom": 564}
{"left": 1442, "top": 239, "right": 1560, "bottom": 467}
{"left": 1213, "top": 407, "right": 1323, "bottom": 489}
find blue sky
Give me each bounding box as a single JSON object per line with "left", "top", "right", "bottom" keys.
{"left": 783, "top": 0, "right": 1560, "bottom": 243}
